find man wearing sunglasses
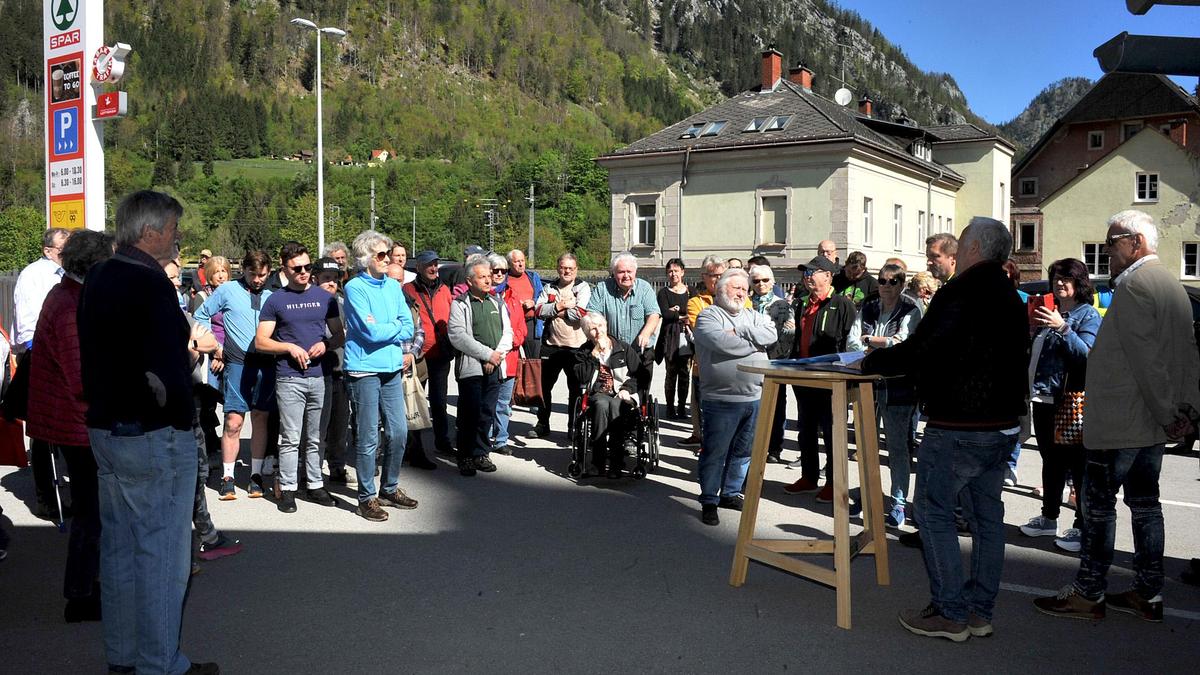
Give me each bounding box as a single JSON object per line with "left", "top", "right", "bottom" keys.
{"left": 255, "top": 242, "right": 344, "bottom": 513}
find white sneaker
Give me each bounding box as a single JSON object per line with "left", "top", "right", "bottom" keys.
{"left": 1004, "top": 466, "right": 1018, "bottom": 487}
{"left": 1020, "top": 515, "right": 1058, "bottom": 537}
{"left": 1054, "top": 528, "right": 1082, "bottom": 552}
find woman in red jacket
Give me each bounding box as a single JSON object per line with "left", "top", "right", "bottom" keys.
{"left": 27, "top": 229, "right": 113, "bottom": 623}
{"left": 490, "top": 254, "right": 527, "bottom": 455}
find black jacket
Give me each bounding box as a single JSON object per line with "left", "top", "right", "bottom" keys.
{"left": 791, "top": 292, "right": 856, "bottom": 358}
{"left": 862, "top": 260, "right": 1028, "bottom": 430}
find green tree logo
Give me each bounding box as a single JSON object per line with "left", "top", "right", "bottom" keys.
{"left": 52, "top": 0, "right": 78, "bottom": 31}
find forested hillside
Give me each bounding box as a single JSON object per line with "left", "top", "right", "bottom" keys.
{"left": 997, "top": 77, "right": 1094, "bottom": 160}
{"left": 0, "top": 0, "right": 991, "bottom": 270}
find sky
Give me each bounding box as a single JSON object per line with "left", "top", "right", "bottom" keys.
{"left": 832, "top": 0, "right": 1199, "bottom": 124}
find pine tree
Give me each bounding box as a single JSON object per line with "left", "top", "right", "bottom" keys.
{"left": 151, "top": 152, "right": 176, "bottom": 187}
{"left": 177, "top": 147, "right": 195, "bottom": 182}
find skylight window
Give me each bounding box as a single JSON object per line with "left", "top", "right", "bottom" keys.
{"left": 679, "top": 122, "right": 705, "bottom": 139}
{"left": 765, "top": 115, "right": 791, "bottom": 131}
{"left": 745, "top": 117, "right": 770, "bottom": 132}
{"left": 700, "top": 121, "right": 727, "bottom": 137}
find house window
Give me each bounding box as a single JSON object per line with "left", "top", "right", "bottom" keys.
{"left": 1016, "top": 221, "right": 1037, "bottom": 252}
{"left": 699, "top": 120, "right": 727, "bottom": 137}
{"left": 679, "top": 122, "right": 705, "bottom": 139}
{"left": 946, "top": 217, "right": 953, "bottom": 232}
{"left": 765, "top": 115, "right": 792, "bottom": 131}
{"left": 1083, "top": 243, "right": 1110, "bottom": 277}
{"left": 635, "top": 203, "right": 657, "bottom": 246}
{"left": 1088, "top": 130, "right": 1104, "bottom": 150}
{"left": 1019, "top": 178, "right": 1038, "bottom": 197}
{"left": 1122, "top": 122, "right": 1143, "bottom": 142}
{"left": 1184, "top": 243, "right": 1200, "bottom": 278}
{"left": 998, "top": 182, "right": 1006, "bottom": 219}
{"left": 938, "top": 215, "right": 944, "bottom": 233}
{"left": 862, "top": 197, "right": 874, "bottom": 247}
{"left": 893, "top": 205, "right": 903, "bottom": 251}
{"left": 918, "top": 211, "right": 926, "bottom": 245}
{"left": 1135, "top": 172, "right": 1159, "bottom": 202}
{"left": 745, "top": 117, "right": 769, "bottom": 132}
{"left": 760, "top": 195, "right": 788, "bottom": 245}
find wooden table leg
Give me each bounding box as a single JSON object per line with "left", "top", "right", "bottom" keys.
{"left": 831, "top": 381, "right": 852, "bottom": 629}
{"left": 855, "top": 382, "right": 890, "bottom": 585}
{"left": 730, "top": 380, "right": 780, "bottom": 587}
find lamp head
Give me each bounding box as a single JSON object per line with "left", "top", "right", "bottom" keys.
{"left": 320, "top": 27, "right": 347, "bottom": 37}
{"left": 290, "top": 17, "right": 317, "bottom": 29}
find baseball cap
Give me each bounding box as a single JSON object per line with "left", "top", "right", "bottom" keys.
{"left": 314, "top": 257, "right": 341, "bottom": 275}
{"left": 199, "top": 249, "right": 212, "bottom": 257}
{"left": 463, "top": 245, "right": 486, "bottom": 258}
{"left": 415, "top": 250, "right": 441, "bottom": 266}
{"left": 797, "top": 256, "right": 839, "bottom": 274}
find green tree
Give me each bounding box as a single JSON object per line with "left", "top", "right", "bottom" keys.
{"left": 0, "top": 206, "right": 46, "bottom": 272}
{"left": 151, "top": 152, "right": 176, "bottom": 187}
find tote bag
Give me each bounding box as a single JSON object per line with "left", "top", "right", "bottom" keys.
{"left": 513, "top": 347, "right": 544, "bottom": 407}
{"left": 403, "top": 368, "right": 432, "bottom": 431}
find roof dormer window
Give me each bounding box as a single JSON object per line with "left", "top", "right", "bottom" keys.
{"left": 765, "top": 115, "right": 791, "bottom": 131}
{"left": 700, "top": 121, "right": 727, "bottom": 137}
{"left": 745, "top": 117, "right": 770, "bottom": 132}
{"left": 911, "top": 139, "right": 932, "bottom": 162}
{"left": 680, "top": 122, "right": 705, "bottom": 139}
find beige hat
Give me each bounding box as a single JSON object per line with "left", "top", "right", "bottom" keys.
{"left": 199, "top": 249, "right": 212, "bottom": 258}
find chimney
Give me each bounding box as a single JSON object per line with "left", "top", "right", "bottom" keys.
{"left": 787, "top": 62, "right": 814, "bottom": 91}
{"left": 1168, "top": 119, "right": 1187, "bottom": 147}
{"left": 761, "top": 48, "right": 783, "bottom": 91}
{"left": 858, "top": 93, "right": 873, "bottom": 118}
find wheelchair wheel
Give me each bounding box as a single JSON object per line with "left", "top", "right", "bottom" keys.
{"left": 572, "top": 414, "right": 592, "bottom": 477}
{"left": 646, "top": 396, "right": 660, "bottom": 472}
{"left": 567, "top": 461, "right": 583, "bottom": 478}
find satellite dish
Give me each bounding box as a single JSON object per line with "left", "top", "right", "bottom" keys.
{"left": 834, "top": 87, "right": 853, "bottom": 106}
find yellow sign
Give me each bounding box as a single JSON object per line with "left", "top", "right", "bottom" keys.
{"left": 50, "top": 198, "right": 86, "bottom": 229}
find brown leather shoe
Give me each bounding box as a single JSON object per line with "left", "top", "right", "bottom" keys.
{"left": 898, "top": 604, "right": 969, "bottom": 642}
{"left": 379, "top": 488, "right": 418, "bottom": 510}
{"left": 1033, "top": 585, "right": 1105, "bottom": 620}
{"left": 1106, "top": 590, "right": 1163, "bottom": 623}
{"left": 967, "top": 612, "right": 993, "bottom": 637}
{"left": 356, "top": 498, "right": 389, "bottom": 522}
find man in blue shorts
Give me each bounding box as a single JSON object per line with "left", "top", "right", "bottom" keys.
{"left": 194, "top": 249, "right": 275, "bottom": 500}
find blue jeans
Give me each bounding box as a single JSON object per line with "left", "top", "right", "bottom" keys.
{"left": 877, "top": 390, "right": 917, "bottom": 507}
{"left": 914, "top": 427, "right": 1009, "bottom": 623}
{"left": 347, "top": 371, "right": 408, "bottom": 503}
{"left": 1074, "top": 444, "right": 1165, "bottom": 600}
{"left": 88, "top": 425, "right": 197, "bottom": 675}
{"left": 493, "top": 376, "right": 515, "bottom": 448}
{"left": 698, "top": 399, "right": 759, "bottom": 505}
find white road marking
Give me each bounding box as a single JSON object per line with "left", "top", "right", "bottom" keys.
{"left": 1000, "top": 582, "right": 1200, "bottom": 621}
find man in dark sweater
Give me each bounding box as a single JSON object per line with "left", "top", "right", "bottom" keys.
{"left": 78, "top": 191, "right": 219, "bottom": 673}
{"left": 832, "top": 251, "right": 878, "bottom": 306}
{"left": 861, "top": 217, "right": 1027, "bottom": 642}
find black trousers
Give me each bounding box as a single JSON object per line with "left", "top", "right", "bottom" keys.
{"left": 1031, "top": 401, "right": 1085, "bottom": 528}
{"left": 59, "top": 444, "right": 100, "bottom": 600}
{"left": 456, "top": 371, "right": 502, "bottom": 460}
{"left": 537, "top": 343, "right": 585, "bottom": 429}
{"left": 30, "top": 438, "right": 59, "bottom": 508}
{"left": 663, "top": 354, "right": 690, "bottom": 411}
{"left": 795, "top": 387, "right": 833, "bottom": 481}
{"left": 589, "top": 392, "right": 632, "bottom": 470}
{"left": 195, "top": 385, "right": 222, "bottom": 458}
{"left": 426, "top": 355, "right": 454, "bottom": 452}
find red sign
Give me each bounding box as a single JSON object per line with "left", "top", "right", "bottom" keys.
{"left": 94, "top": 91, "right": 127, "bottom": 119}
{"left": 50, "top": 30, "right": 80, "bottom": 50}
{"left": 92, "top": 45, "right": 111, "bottom": 81}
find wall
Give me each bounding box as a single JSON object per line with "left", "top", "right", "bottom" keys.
{"left": 936, "top": 141, "right": 1014, "bottom": 227}
{"left": 845, "top": 153, "right": 957, "bottom": 271}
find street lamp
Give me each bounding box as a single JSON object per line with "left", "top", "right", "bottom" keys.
{"left": 290, "top": 17, "right": 347, "bottom": 253}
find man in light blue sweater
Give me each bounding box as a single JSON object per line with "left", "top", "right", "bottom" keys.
{"left": 693, "top": 268, "right": 777, "bottom": 526}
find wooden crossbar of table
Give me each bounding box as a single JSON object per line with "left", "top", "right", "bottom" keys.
{"left": 729, "top": 364, "right": 890, "bottom": 630}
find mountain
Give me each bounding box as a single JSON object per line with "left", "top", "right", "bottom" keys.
{"left": 998, "top": 77, "right": 1094, "bottom": 160}
{"left": 0, "top": 0, "right": 994, "bottom": 269}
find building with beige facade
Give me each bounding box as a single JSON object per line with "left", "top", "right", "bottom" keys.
{"left": 596, "top": 50, "right": 1014, "bottom": 272}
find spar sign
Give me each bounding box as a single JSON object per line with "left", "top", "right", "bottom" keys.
{"left": 44, "top": 0, "right": 109, "bottom": 232}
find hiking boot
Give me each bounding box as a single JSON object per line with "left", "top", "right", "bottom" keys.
{"left": 680, "top": 433, "right": 701, "bottom": 448}
{"left": 458, "top": 458, "right": 477, "bottom": 477}
{"left": 1033, "top": 585, "right": 1106, "bottom": 620}
{"left": 1106, "top": 590, "right": 1163, "bottom": 623}
{"left": 304, "top": 487, "right": 337, "bottom": 507}
{"left": 1054, "top": 528, "right": 1082, "bottom": 553}
{"left": 898, "top": 604, "right": 969, "bottom": 642}
{"left": 197, "top": 533, "right": 243, "bottom": 561}
{"left": 328, "top": 466, "right": 349, "bottom": 484}
{"left": 1019, "top": 515, "right": 1058, "bottom": 537}
{"left": 492, "top": 445, "right": 512, "bottom": 456}
{"left": 247, "top": 474, "right": 266, "bottom": 499}
{"left": 718, "top": 495, "right": 744, "bottom": 511}
{"left": 474, "top": 455, "right": 497, "bottom": 473}
{"left": 218, "top": 476, "right": 237, "bottom": 501}
{"left": 815, "top": 484, "right": 834, "bottom": 504}
{"left": 379, "top": 488, "right": 418, "bottom": 510}
{"left": 784, "top": 477, "right": 819, "bottom": 494}
{"left": 967, "top": 612, "right": 993, "bottom": 637}
{"left": 356, "top": 498, "right": 389, "bottom": 522}
{"left": 701, "top": 504, "right": 719, "bottom": 526}
{"left": 277, "top": 490, "right": 297, "bottom": 513}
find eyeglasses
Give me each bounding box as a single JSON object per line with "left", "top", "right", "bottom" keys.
{"left": 1104, "top": 232, "right": 1136, "bottom": 247}
{"left": 290, "top": 264, "right": 313, "bottom": 274}
{"left": 802, "top": 270, "right": 817, "bottom": 277}
{"left": 492, "top": 268, "right": 508, "bottom": 274}
{"left": 877, "top": 277, "right": 902, "bottom": 286}
{"left": 373, "top": 250, "right": 389, "bottom": 261}
{"left": 751, "top": 278, "right": 772, "bottom": 284}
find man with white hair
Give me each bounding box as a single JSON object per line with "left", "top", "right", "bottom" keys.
{"left": 861, "top": 216, "right": 1027, "bottom": 641}
{"left": 693, "top": 269, "right": 777, "bottom": 526}
{"left": 587, "top": 252, "right": 661, "bottom": 389}
{"left": 1036, "top": 210, "right": 1200, "bottom": 623}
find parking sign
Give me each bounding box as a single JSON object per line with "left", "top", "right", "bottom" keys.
{"left": 52, "top": 107, "right": 78, "bottom": 156}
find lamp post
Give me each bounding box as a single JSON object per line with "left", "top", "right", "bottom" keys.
{"left": 290, "top": 17, "right": 346, "bottom": 253}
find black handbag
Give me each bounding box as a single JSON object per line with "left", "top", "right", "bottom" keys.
{"left": 1, "top": 349, "right": 32, "bottom": 422}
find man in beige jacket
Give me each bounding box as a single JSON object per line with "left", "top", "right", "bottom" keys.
{"left": 1036, "top": 210, "right": 1200, "bottom": 623}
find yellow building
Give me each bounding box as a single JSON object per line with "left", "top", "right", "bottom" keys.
{"left": 596, "top": 50, "right": 1014, "bottom": 271}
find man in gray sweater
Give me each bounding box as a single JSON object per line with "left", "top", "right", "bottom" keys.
{"left": 693, "top": 268, "right": 778, "bottom": 526}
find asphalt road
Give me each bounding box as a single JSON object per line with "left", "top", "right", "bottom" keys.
{"left": 3, "top": 373, "right": 1200, "bottom": 673}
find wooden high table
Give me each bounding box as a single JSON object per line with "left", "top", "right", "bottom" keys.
{"left": 730, "top": 363, "right": 890, "bottom": 630}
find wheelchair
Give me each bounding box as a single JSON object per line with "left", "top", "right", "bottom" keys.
{"left": 567, "top": 386, "right": 659, "bottom": 479}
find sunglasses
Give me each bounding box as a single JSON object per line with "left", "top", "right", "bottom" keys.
{"left": 1104, "top": 232, "right": 1135, "bottom": 247}
{"left": 877, "top": 277, "right": 902, "bottom": 286}
{"left": 802, "top": 270, "right": 817, "bottom": 277}
{"left": 374, "top": 251, "right": 389, "bottom": 261}
{"left": 752, "top": 278, "right": 772, "bottom": 284}
{"left": 492, "top": 268, "right": 508, "bottom": 274}
{"left": 290, "top": 264, "right": 313, "bottom": 274}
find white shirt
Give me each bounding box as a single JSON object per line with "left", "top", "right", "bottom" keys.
{"left": 12, "top": 257, "right": 64, "bottom": 348}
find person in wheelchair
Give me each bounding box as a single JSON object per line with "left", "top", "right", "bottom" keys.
{"left": 578, "top": 312, "right": 644, "bottom": 478}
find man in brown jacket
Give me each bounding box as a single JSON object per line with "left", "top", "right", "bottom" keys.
{"left": 1036, "top": 210, "right": 1200, "bottom": 623}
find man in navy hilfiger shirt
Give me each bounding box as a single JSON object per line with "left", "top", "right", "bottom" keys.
{"left": 255, "top": 241, "right": 344, "bottom": 514}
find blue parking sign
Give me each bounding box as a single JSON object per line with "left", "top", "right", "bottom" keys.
{"left": 53, "top": 107, "right": 78, "bottom": 156}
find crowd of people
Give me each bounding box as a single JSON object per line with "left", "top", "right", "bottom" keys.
{"left": 3, "top": 189, "right": 1200, "bottom": 671}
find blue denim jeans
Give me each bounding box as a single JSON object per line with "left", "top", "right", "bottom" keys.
{"left": 88, "top": 425, "right": 197, "bottom": 675}
{"left": 877, "top": 390, "right": 917, "bottom": 507}
{"left": 493, "top": 376, "right": 515, "bottom": 448}
{"left": 698, "top": 399, "right": 759, "bottom": 505}
{"left": 1074, "top": 444, "right": 1165, "bottom": 600}
{"left": 347, "top": 371, "right": 408, "bottom": 503}
{"left": 914, "top": 427, "right": 1009, "bottom": 623}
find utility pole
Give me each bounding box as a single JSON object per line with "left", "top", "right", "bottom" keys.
{"left": 480, "top": 198, "right": 499, "bottom": 251}
{"left": 411, "top": 200, "right": 417, "bottom": 252}
{"left": 526, "top": 182, "right": 535, "bottom": 267}
{"left": 370, "top": 177, "right": 377, "bottom": 229}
